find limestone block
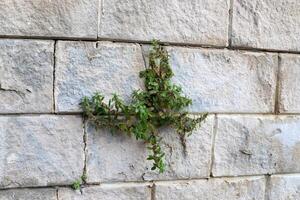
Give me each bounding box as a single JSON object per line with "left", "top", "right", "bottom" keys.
{"left": 0, "top": 115, "right": 84, "bottom": 188}
{"left": 232, "top": 0, "right": 300, "bottom": 51}
{"left": 155, "top": 176, "right": 265, "bottom": 200}
{"left": 0, "top": 39, "right": 54, "bottom": 113}
{"left": 99, "top": 0, "right": 229, "bottom": 46}
{"left": 143, "top": 45, "right": 277, "bottom": 113}
{"left": 278, "top": 54, "right": 300, "bottom": 113}
{"left": 267, "top": 174, "right": 300, "bottom": 200}
{"left": 55, "top": 41, "right": 144, "bottom": 112}
{"left": 86, "top": 115, "right": 214, "bottom": 182}
{"left": 0, "top": 0, "right": 97, "bottom": 38}
{"left": 58, "top": 184, "right": 151, "bottom": 200}
{"left": 0, "top": 188, "right": 56, "bottom": 200}
{"left": 213, "top": 115, "right": 300, "bottom": 176}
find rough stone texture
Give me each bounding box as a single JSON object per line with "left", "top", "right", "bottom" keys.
{"left": 1, "top": 0, "right": 300, "bottom": 198}
{"left": 0, "top": 0, "right": 97, "bottom": 38}
{"left": 213, "top": 115, "right": 300, "bottom": 177}
{"left": 278, "top": 54, "right": 300, "bottom": 113}
{"left": 0, "top": 188, "right": 56, "bottom": 200}
{"left": 232, "top": 0, "right": 300, "bottom": 51}
{"left": 155, "top": 176, "right": 265, "bottom": 200}
{"left": 0, "top": 39, "right": 54, "bottom": 113}
{"left": 55, "top": 41, "right": 145, "bottom": 112}
{"left": 0, "top": 115, "right": 84, "bottom": 188}
{"left": 58, "top": 184, "right": 151, "bottom": 200}
{"left": 143, "top": 46, "right": 277, "bottom": 113}
{"left": 86, "top": 115, "right": 214, "bottom": 183}
{"left": 99, "top": 0, "right": 229, "bottom": 46}
{"left": 267, "top": 175, "right": 300, "bottom": 200}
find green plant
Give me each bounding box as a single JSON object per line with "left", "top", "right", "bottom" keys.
{"left": 81, "top": 40, "right": 208, "bottom": 173}
{"left": 71, "top": 179, "right": 81, "bottom": 190}
{"left": 71, "top": 174, "right": 87, "bottom": 190}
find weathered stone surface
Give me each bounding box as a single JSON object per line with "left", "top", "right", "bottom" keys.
{"left": 55, "top": 41, "right": 144, "bottom": 112}
{"left": 143, "top": 46, "right": 277, "bottom": 113}
{"left": 58, "top": 184, "right": 151, "bottom": 200}
{"left": 0, "top": 0, "right": 97, "bottom": 38}
{"left": 0, "top": 39, "right": 54, "bottom": 113}
{"left": 86, "top": 115, "right": 214, "bottom": 182}
{"left": 267, "top": 175, "right": 300, "bottom": 200}
{"left": 0, "top": 115, "right": 84, "bottom": 188}
{"left": 0, "top": 188, "right": 56, "bottom": 200}
{"left": 213, "top": 115, "right": 300, "bottom": 177}
{"left": 99, "top": 0, "right": 229, "bottom": 46}
{"left": 278, "top": 54, "right": 300, "bottom": 113}
{"left": 232, "top": 0, "right": 300, "bottom": 51}
{"left": 155, "top": 176, "right": 265, "bottom": 200}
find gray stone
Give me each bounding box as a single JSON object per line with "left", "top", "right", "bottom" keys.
{"left": 232, "top": 0, "right": 300, "bottom": 51}
{"left": 143, "top": 115, "right": 214, "bottom": 181}
{"left": 267, "top": 175, "right": 300, "bottom": 200}
{"left": 0, "top": 0, "right": 97, "bottom": 38}
{"left": 279, "top": 54, "right": 300, "bottom": 113}
{"left": 99, "top": 0, "right": 229, "bottom": 46}
{"left": 86, "top": 115, "right": 214, "bottom": 182}
{"left": 213, "top": 115, "right": 300, "bottom": 177}
{"left": 155, "top": 176, "right": 265, "bottom": 200}
{"left": 55, "top": 41, "right": 145, "bottom": 112}
{"left": 143, "top": 46, "right": 277, "bottom": 113}
{"left": 0, "top": 188, "right": 56, "bottom": 200}
{"left": 0, "top": 115, "right": 84, "bottom": 188}
{"left": 58, "top": 184, "right": 151, "bottom": 200}
{"left": 0, "top": 39, "right": 54, "bottom": 113}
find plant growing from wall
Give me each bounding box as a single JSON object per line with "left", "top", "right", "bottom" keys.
{"left": 81, "top": 40, "right": 207, "bottom": 173}
{"left": 71, "top": 174, "right": 87, "bottom": 190}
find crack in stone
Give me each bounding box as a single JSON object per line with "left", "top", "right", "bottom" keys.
{"left": 239, "top": 149, "right": 252, "bottom": 156}
{"left": 0, "top": 83, "right": 26, "bottom": 98}
{"left": 179, "top": 134, "right": 188, "bottom": 158}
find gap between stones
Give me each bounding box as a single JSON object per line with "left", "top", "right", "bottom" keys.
{"left": 1, "top": 173, "right": 300, "bottom": 191}
{"left": 0, "top": 35, "right": 300, "bottom": 55}
{"left": 52, "top": 40, "right": 57, "bottom": 113}
{"left": 227, "top": 0, "right": 234, "bottom": 47}
{"left": 263, "top": 175, "right": 271, "bottom": 200}
{"left": 151, "top": 183, "right": 156, "bottom": 200}
{"left": 82, "top": 117, "right": 88, "bottom": 187}
{"left": 209, "top": 114, "right": 218, "bottom": 177}
{"left": 274, "top": 54, "right": 281, "bottom": 114}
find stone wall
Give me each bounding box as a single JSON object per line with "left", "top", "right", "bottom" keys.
{"left": 0, "top": 0, "right": 299, "bottom": 199}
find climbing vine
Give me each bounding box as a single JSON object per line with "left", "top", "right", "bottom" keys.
{"left": 81, "top": 40, "right": 207, "bottom": 173}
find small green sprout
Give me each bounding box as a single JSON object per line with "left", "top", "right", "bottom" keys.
{"left": 71, "top": 174, "right": 87, "bottom": 190}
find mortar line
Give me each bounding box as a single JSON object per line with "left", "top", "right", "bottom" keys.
{"left": 52, "top": 40, "right": 57, "bottom": 113}
{"left": 227, "top": 0, "right": 234, "bottom": 47}
{"left": 208, "top": 172, "right": 300, "bottom": 179}
{"left": 56, "top": 188, "right": 59, "bottom": 200}
{"left": 92, "top": 172, "right": 300, "bottom": 185}
{"left": 82, "top": 117, "right": 88, "bottom": 183}
{"left": 264, "top": 175, "right": 271, "bottom": 200}
{"left": 209, "top": 114, "right": 218, "bottom": 177}
{"left": 0, "top": 35, "right": 97, "bottom": 41}
{"left": 274, "top": 54, "right": 281, "bottom": 114}
{"left": 140, "top": 44, "right": 148, "bottom": 70}
{"left": 1, "top": 36, "right": 300, "bottom": 55}
{"left": 97, "top": 0, "right": 101, "bottom": 38}
{"left": 151, "top": 183, "right": 156, "bottom": 200}
{"left": 1, "top": 172, "right": 300, "bottom": 191}
{"left": 2, "top": 112, "right": 300, "bottom": 116}
{"left": 0, "top": 113, "right": 82, "bottom": 116}
{"left": 0, "top": 185, "right": 59, "bottom": 191}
